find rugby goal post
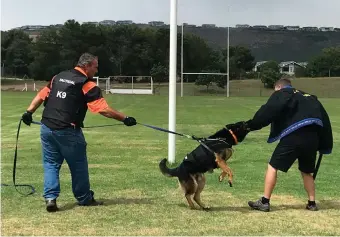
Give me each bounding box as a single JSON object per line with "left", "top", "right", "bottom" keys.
{"left": 94, "top": 76, "right": 154, "bottom": 95}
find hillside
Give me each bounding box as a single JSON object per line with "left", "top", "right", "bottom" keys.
{"left": 15, "top": 23, "right": 340, "bottom": 63}
{"left": 180, "top": 27, "right": 340, "bottom": 62}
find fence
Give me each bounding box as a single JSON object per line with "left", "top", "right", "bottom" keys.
{"left": 2, "top": 77, "right": 340, "bottom": 98}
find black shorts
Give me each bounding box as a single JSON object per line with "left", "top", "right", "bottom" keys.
{"left": 269, "top": 125, "right": 319, "bottom": 173}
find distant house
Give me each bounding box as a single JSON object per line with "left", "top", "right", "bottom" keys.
{"left": 301, "top": 26, "right": 319, "bottom": 31}
{"left": 99, "top": 20, "right": 116, "bottom": 26}
{"left": 253, "top": 61, "right": 268, "bottom": 72}
{"left": 252, "top": 25, "right": 268, "bottom": 29}
{"left": 279, "top": 61, "right": 306, "bottom": 75}
{"left": 319, "top": 27, "right": 334, "bottom": 32}
{"left": 236, "top": 24, "right": 250, "bottom": 28}
{"left": 183, "top": 23, "right": 196, "bottom": 27}
{"left": 116, "top": 20, "right": 133, "bottom": 25}
{"left": 201, "top": 24, "right": 216, "bottom": 28}
{"left": 253, "top": 61, "right": 307, "bottom": 75}
{"left": 285, "top": 26, "right": 300, "bottom": 31}
{"left": 268, "top": 25, "right": 284, "bottom": 30}
{"left": 83, "top": 21, "right": 99, "bottom": 26}
{"left": 148, "top": 21, "right": 165, "bottom": 27}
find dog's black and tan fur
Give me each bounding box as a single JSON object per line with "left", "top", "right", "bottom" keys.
{"left": 159, "top": 122, "right": 249, "bottom": 210}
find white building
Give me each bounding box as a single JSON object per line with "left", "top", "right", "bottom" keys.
{"left": 279, "top": 61, "right": 306, "bottom": 75}
{"left": 319, "top": 27, "right": 334, "bottom": 32}
{"left": 268, "top": 25, "right": 284, "bottom": 30}
{"left": 116, "top": 20, "right": 133, "bottom": 25}
{"left": 99, "top": 20, "right": 116, "bottom": 26}
{"left": 253, "top": 61, "right": 268, "bottom": 72}
{"left": 236, "top": 24, "right": 250, "bottom": 28}
{"left": 148, "top": 21, "right": 165, "bottom": 27}
{"left": 285, "top": 26, "right": 300, "bottom": 31}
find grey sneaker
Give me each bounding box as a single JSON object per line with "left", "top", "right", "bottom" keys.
{"left": 248, "top": 198, "right": 270, "bottom": 212}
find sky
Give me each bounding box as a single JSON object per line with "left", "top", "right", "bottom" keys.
{"left": 1, "top": 0, "right": 339, "bottom": 31}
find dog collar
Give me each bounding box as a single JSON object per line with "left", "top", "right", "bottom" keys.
{"left": 228, "top": 129, "right": 238, "bottom": 145}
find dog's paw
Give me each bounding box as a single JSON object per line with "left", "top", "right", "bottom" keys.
{"left": 228, "top": 181, "right": 233, "bottom": 187}
{"left": 202, "top": 206, "right": 211, "bottom": 211}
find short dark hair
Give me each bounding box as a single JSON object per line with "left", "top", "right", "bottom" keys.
{"left": 77, "top": 53, "right": 97, "bottom": 67}
{"left": 274, "top": 77, "right": 292, "bottom": 87}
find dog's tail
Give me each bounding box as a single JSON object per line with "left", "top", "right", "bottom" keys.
{"left": 159, "top": 158, "right": 179, "bottom": 177}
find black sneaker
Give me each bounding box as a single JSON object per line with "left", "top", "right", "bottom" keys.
{"left": 78, "top": 191, "right": 104, "bottom": 206}
{"left": 45, "top": 199, "right": 58, "bottom": 212}
{"left": 80, "top": 199, "right": 104, "bottom": 206}
{"left": 248, "top": 198, "right": 270, "bottom": 212}
{"left": 306, "top": 203, "right": 319, "bottom": 211}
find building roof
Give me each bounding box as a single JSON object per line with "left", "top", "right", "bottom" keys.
{"left": 279, "top": 61, "right": 306, "bottom": 68}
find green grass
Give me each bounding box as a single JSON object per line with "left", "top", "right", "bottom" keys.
{"left": 1, "top": 91, "right": 340, "bottom": 236}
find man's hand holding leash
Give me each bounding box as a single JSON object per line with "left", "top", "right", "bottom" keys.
{"left": 22, "top": 111, "right": 33, "bottom": 126}
{"left": 123, "top": 117, "right": 137, "bottom": 126}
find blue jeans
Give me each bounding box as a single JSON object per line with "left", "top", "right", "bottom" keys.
{"left": 40, "top": 123, "right": 94, "bottom": 205}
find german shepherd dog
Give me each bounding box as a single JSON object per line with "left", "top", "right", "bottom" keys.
{"left": 159, "top": 122, "right": 249, "bottom": 210}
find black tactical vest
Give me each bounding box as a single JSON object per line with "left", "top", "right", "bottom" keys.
{"left": 42, "top": 69, "right": 89, "bottom": 128}
{"left": 184, "top": 139, "right": 232, "bottom": 173}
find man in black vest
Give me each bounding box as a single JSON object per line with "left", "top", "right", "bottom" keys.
{"left": 21, "top": 53, "right": 137, "bottom": 212}
{"left": 210, "top": 78, "right": 333, "bottom": 212}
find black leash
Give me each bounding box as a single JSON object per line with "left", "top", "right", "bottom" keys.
{"left": 3, "top": 119, "right": 222, "bottom": 196}
{"left": 2, "top": 119, "right": 125, "bottom": 196}
{"left": 1, "top": 119, "right": 36, "bottom": 196}
{"left": 31, "top": 120, "right": 124, "bottom": 129}
{"left": 313, "top": 153, "right": 323, "bottom": 180}
{"left": 137, "top": 122, "right": 224, "bottom": 154}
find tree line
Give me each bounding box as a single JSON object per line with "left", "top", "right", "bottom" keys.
{"left": 1, "top": 19, "right": 340, "bottom": 89}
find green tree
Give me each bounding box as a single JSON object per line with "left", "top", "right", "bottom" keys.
{"left": 150, "top": 62, "right": 168, "bottom": 85}
{"left": 194, "top": 70, "right": 223, "bottom": 91}
{"left": 1, "top": 29, "right": 33, "bottom": 77}
{"left": 307, "top": 46, "right": 340, "bottom": 77}
{"left": 221, "top": 46, "right": 255, "bottom": 80}
{"left": 29, "top": 28, "right": 62, "bottom": 80}
{"left": 4, "top": 19, "right": 257, "bottom": 84}
{"left": 259, "top": 61, "right": 282, "bottom": 88}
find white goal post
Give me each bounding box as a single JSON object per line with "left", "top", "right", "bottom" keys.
{"left": 21, "top": 82, "right": 39, "bottom": 92}
{"left": 94, "top": 76, "right": 154, "bottom": 95}
{"left": 94, "top": 76, "right": 110, "bottom": 94}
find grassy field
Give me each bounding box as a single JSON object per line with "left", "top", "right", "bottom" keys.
{"left": 1, "top": 91, "right": 340, "bottom": 236}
